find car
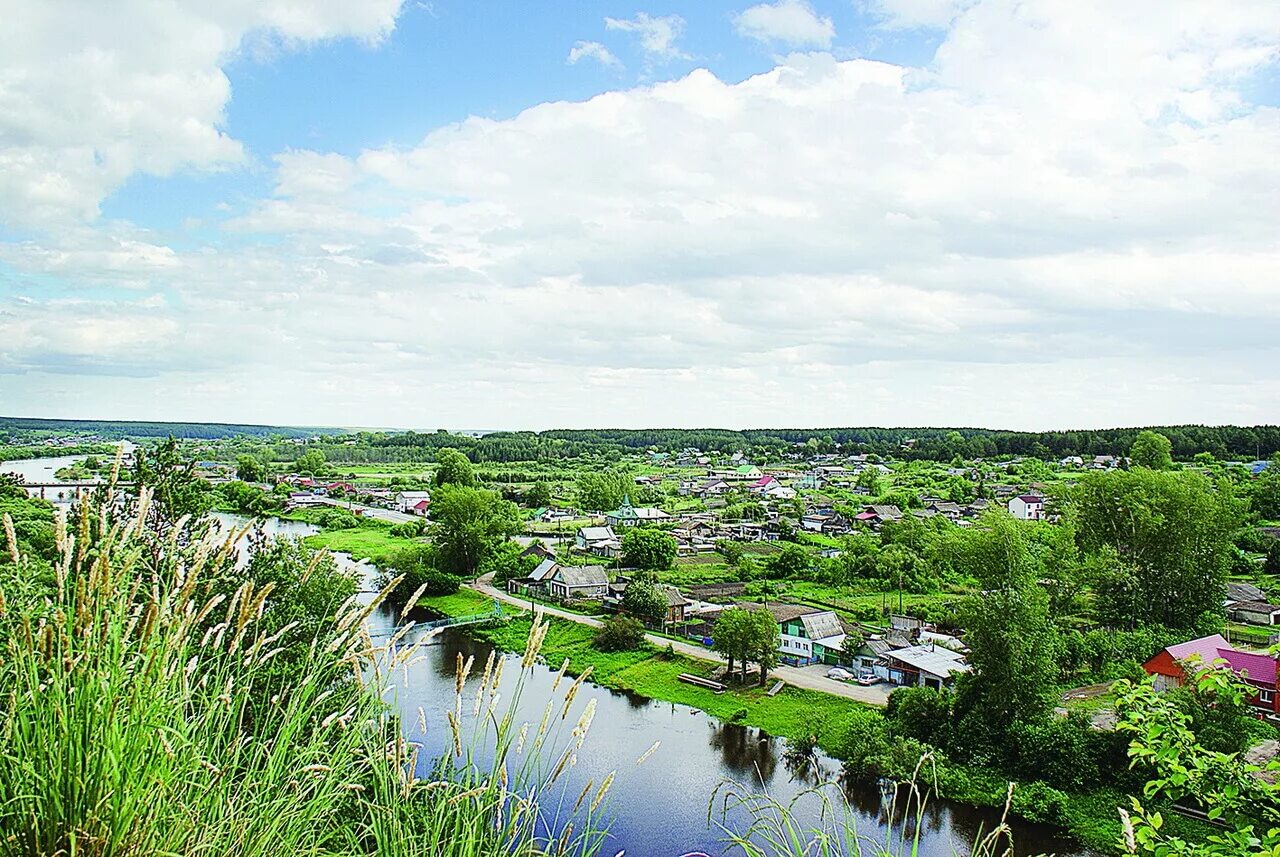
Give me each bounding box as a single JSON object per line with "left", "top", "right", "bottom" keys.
{"left": 856, "top": 670, "right": 879, "bottom": 686}
{"left": 826, "top": 667, "right": 853, "bottom": 682}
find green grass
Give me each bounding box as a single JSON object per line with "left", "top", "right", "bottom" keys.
{"left": 474, "top": 616, "right": 869, "bottom": 757}
{"left": 419, "top": 588, "right": 497, "bottom": 617}
{"left": 303, "top": 524, "right": 416, "bottom": 565}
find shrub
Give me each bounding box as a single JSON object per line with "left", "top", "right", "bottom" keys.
{"left": 389, "top": 519, "right": 428, "bottom": 538}
{"left": 593, "top": 615, "right": 647, "bottom": 652}
{"left": 1010, "top": 781, "right": 1069, "bottom": 826}
{"left": 884, "top": 686, "right": 954, "bottom": 747}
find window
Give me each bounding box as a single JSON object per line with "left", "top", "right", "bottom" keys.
{"left": 1260, "top": 690, "right": 1274, "bottom": 705}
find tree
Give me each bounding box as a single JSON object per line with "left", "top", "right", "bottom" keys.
{"left": 433, "top": 448, "right": 477, "bottom": 488}
{"left": 383, "top": 543, "right": 462, "bottom": 603}
{"left": 480, "top": 539, "right": 539, "bottom": 586}
{"left": 711, "top": 607, "right": 751, "bottom": 679}
{"left": 131, "top": 438, "right": 214, "bottom": 535}
{"left": 525, "top": 481, "right": 552, "bottom": 508}
{"left": 952, "top": 513, "right": 1060, "bottom": 732}
{"left": 428, "top": 484, "right": 520, "bottom": 578}
{"left": 1067, "top": 469, "right": 1243, "bottom": 630}
{"left": 1130, "top": 430, "right": 1174, "bottom": 470}
{"left": 593, "top": 615, "right": 646, "bottom": 652}
{"left": 621, "top": 528, "right": 677, "bottom": 571}
{"left": 764, "top": 543, "right": 809, "bottom": 579}
{"left": 295, "top": 448, "right": 326, "bottom": 476}
{"left": 855, "top": 467, "right": 881, "bottom": 497}
{"left": 576, "top": 471, "right": 630, "bottom": 512}
{"left": 717, "top": 539, "right": 745, "bottom": 567}
{"left": 621, "top": 576, "right": 667, "bottom": 624}
{"left": 236, "top": 454, "right": 265, "bottom": 483}
{"left": 749, "top": 608, "right": 781, "bottom": 686}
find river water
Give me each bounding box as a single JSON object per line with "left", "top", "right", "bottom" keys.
{"left": 5, "top": 460, "right": 1096, "bottom": 857}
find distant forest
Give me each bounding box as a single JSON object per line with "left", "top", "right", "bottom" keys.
{"left": 0, "top": 416, "right": 333, "bottom": 441}
{"left": 4, "top": 417, "right": 1278, "bottom": 464}
{"left": 310, "top": 425, "right": 1280, "bottom": 465}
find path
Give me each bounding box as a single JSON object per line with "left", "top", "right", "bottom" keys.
{"left": 310, "top": 496, "right": 417, "bottom": 524}
{"left": 469, "top": 573, "right": 890, "bottom": 706}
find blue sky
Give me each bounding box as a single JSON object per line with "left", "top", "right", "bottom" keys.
{"left": 2, "top": 1, "right": 1280, "bottom": 430}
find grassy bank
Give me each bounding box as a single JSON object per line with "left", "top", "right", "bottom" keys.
{"left": 303, "top": 524, "right": 412, "bottom": 566}
{"left": 458, "top": 609, "right": 1186, "bottom": 853}
{"left": 475, "top": 615, "right": 873, "bottom": 760}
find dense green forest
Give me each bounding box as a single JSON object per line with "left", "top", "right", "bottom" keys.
{"left": 309, "top": 425, "right": 1280, "bottom": 464}
{"left": 0, "top": 416, "right": 335, "bottom": 441}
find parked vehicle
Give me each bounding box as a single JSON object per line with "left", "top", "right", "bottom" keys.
{"left": 826, "top": 667, "right": 853, "bottom": 682}
{"left": 856, "top": 670, "right": 879, "bottom": 686}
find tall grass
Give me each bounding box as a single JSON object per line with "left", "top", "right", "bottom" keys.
{"left": 709, "top": 757, "right": 1030, "bottom": 857}
{"left": 0, "top": 481, "right": 609, "bottom": 857}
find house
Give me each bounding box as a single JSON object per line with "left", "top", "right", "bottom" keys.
{"left": 660, "top": 586, "right": 691, "bottom": 624}
{"left": 408, "top": 499, "right": 431, "bottom": 517}
{"left": 696, "top": 478, "right": 732, "bottom": 496}
{"left": 520, "top": 542, "right": 556, "bottom": 563}
{"left": 546, "top": 564, "right": 609, "bottom": 601}
{"left": 855, "top": 505, "right": 903, "bottom": 527}
{"left": 748, "top": 475, "right": 780, "bottom": 495}
{"left": 576, "top": 526, "right": 620, "bottom": 557}
{"left": 730, "top": 465, "right": 763, "bottom": 481}
{"left": 538, "top": 507, "right": 577, "bottom": 523}
{"left": 762, "top": 483, "right": 797, "bottom": 500}
{"left": 395, "top": 490, "right": 432, "bottom": 514}
{"left": 800, "top": 510, "right": 849, "bottom": 535}
{"left": 1090, "top": 455, "right": 1121, "bottom": 470}
{"left": 1007, "top": 495, "right": 1046, "bottom": 521}
{"left": 1227, "top": 582, "right": 1268, "bottom": 605}
{"left": 606, "top": 496, "right": 671, "bottom": 528}
{"left": 924, "top": 501, "right": 964, "bottom": 520}
{"left": 1143, "top": 634, "right": 1279, "bottom": 718}
{"left": 751, "top": 604, "right": 848, "bottom": 666}
{"left": 883, "top": 645, "right": 971, "bottom": 690}
{"left": 1228, "top": 601, "right": 1280, "bottom": 626}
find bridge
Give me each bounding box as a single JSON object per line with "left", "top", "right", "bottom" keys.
{"left": 419, "top": 603, "right": 505, "bottom": 632}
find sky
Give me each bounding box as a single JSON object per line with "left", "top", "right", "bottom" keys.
{"left": 1, "top": 0, "right": 1279, "bottom": 432}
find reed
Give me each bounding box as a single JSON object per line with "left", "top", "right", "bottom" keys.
{"left": 0, "top": 486, "right": 609, "bottom": 857}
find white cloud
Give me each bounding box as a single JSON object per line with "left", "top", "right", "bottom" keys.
{"left": 3, "top": 0, "right": 1280, "bottom": 428}
{"left": 734, "top": 0, "right": 835, "bottom": 48}
{"left": 604, "top": 12, "right": 690, "bottom": 61}
{"left": 568, "top": 40, "right": 623, "bottom": 70}
{"left": 0, "top": 0, "right": 403, "bottom": 228}
{"left": 865, "top": 0, "right": 976, "bottom": 29}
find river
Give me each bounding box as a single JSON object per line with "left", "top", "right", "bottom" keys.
{"left": 7, "top": 459, "right": 1096, "bottom": 857}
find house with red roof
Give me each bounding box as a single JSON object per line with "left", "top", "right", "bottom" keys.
{"left": 1142, "top": 634, "right": 1279, "bottom": 718}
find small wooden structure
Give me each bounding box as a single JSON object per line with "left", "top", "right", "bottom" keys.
{"left": 678, "top": 673, "right": 726, "bottom": 693}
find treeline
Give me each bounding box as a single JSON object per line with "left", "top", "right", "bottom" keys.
{"left": 0, "top": 416, "right": 333, "bottom": 441}
{"left": 304, "top": 425, "right": 1280, "bottom": 464}
{"left": 539, "top": 425, "right": 1280, "bottom": 461}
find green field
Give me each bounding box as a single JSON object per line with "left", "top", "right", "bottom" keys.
{"left": 303, "top": 525, "right": 416, "bottom": 566}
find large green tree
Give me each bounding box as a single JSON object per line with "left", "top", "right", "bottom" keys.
{"left": 1130, "top": 430, "right": 1174, "bottom": 470}
{"left": 433, "top": 448, "right": 477, "bottom": 488}
{"left": 575, "top": 470, "right": 631, "bottom": 512}
{"left": 131, "top": 438, "right": 214, "bottom": 535}
{"left": 1067, "top": 469, "right": 1243, "bottom": 629}
{"left": 953, "top": 513, "right": 1060, "bottom": 731}
{"left": 621, "top": 527, "right": 677, "bottom": 571}
{"left": 621, "top": 575, "right": 667, "bottom": 623}
{"left": 428, "top": 484, "right": 520, "bottom": 578}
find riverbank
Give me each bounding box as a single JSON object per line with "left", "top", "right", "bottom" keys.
{"left": 418, "top": 591, "right": 1213, "bottom": 853}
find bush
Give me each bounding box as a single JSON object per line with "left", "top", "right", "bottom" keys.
{"left": 381, "top": 543, "right": 462, "bottom": 607}
{"left": 389, "top": 519, "right": 428, "bottom": 538}
{"left": 836, "top": 709, "right": 928, "bottom": 783}
{"left": 593, "top": 615, "right": 647, "bottom": 652}
{"left": 885, "top": 686, "right": 953, "bottom": 747}
{"left": 1010, "top": 781, "right": 1069, "bottom": 826}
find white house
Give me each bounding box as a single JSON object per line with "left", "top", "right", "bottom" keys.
{"left": 883, "top": 645, "right": 971, "bottom": 691}
{"left": 1007, "top": 494, "right": 1046, "bottom": 520}
{"left": 395, "top": 490, "right": 432, "bottom": 514}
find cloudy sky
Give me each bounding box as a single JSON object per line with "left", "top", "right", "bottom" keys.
{"left": 1, "top": 1, "right": 1278, "bottom": 431}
